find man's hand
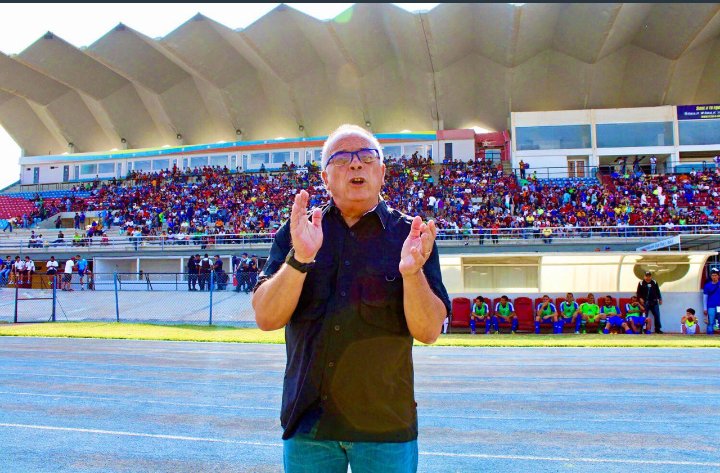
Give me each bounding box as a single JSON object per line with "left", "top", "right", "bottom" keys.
{"left": 289, "top": 190, "right": 322, "bottom": 262}
{"left": 400, "top": 216, "right": 437, "bottom": 277}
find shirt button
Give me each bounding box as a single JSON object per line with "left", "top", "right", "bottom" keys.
{"left": 344, "top": 260, "right": 350, "bottom": 266}
{"left": 349, "top": 231, "right": 356, "bottom": 238}
{"left": 334, "top": 325, "right": 341, "bottom": 331}
{"left": 328, "top": 361, "right": 335, "bottom": 368}
{"left": 322, "top": 395, "right": 328, "bottom": 401}
{"left": 340, "top": 291, "right": 347, "bottom": 297}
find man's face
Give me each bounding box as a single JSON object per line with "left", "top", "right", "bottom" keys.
{"left": 566, "top": 294, "right": 574, "bottom": 302}
{"left": 631, "top": 297, "right": 638, "bottom": 305}
{"left": 587, "top": 294, "right": 595, "bottom": 303}
{"left": 543, "top": 296, "right": 550, "bottom": 304}
{"left": 604, "top": 297, "right": 613, "bottom": 306}
{"left": 711, "top": 273, "right": 719, "bottom": 283}
{"left": 321, "top": 133, "right": 385, "bottom": 211}
{"left": 644, "top": 274, "right": 652, "bottom": 282}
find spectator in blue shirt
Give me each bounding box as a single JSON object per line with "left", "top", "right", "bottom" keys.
{"left": 703, "top": 268, "right": 720, "bottom": 334}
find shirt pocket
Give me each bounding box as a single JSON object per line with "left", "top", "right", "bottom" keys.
{"left": 359, "top": 260, "right": 407, "bottom": 335}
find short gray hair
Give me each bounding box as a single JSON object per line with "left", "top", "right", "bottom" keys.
{"left": 321, "top": 124, "right": 383, "bottom": 170}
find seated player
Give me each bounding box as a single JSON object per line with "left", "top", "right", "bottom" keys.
{"left": 601, "top": 295, "right": 633, "bottom": 334}
{"left": 574, "top": 293, "right": 601, "bottom": 334}
{"left": 493, "top": 295, "right": 518, "bottom": 334}
{"left": 558, "top": 292, "right": 580, "bottom": 334}
{"left": 470, "top": 296, "right": 493, "bottom": 335}
{"left": 625, "top": 295, "right": 651, "bottom": 334}
{"left": 535, "top": 294, "right": 558, "bottom": 334}
{"left": 681, "top": 308, "right": 700, "bottom": 335}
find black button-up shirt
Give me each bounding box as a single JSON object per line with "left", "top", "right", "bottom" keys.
{"left": 258, "top": 199, "right": 450, "bottom": 442}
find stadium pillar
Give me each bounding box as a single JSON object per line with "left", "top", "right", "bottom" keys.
{"left": 209, "top": 272, "right": 214, "bottom": 325}
{"left": 13, "top": 283, "right": 19, "bottom": 324}
{"left": 51, "top": 279, "right": 56, "bottom": 322}
{"left": 113, "top": 272, "right": 120, "bottom": 323}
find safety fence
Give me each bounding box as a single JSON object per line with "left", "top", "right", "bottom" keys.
{"left": 3, "top": 225, "right": 720, "bottom": 253}
{"left": 2, "top": 272, "right": 257, "bottom": 326}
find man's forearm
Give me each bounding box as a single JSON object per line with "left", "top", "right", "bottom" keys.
{"left": 403, "top": 270, "right": 447, "bottom": 344}
{"left": 252, "top": 264, "right": 307, "bottom": 331}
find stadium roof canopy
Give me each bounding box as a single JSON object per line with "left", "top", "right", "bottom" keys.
{"left": 1, "top": 3, "right": 720, "bottom": 157}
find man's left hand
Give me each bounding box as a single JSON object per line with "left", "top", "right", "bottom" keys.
{"left": 400, "top": 216, "right": 436, "bottom": 277}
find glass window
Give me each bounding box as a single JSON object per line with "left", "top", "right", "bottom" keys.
{"left": 134, "top": 160, "right": 151, "bottom": 172}
{"left": 463, "top": 265, "right": 538, "bottom": 292}
{"left": 190, "top": 156, "right": 207, "bottom": 168}
{"left": 153, "top": 159, "right": 170, "bottom": 171}
{"left": 271, "top": 151, "right": 291, "bottom": 164}
{"left": 596, "top": 122, "right": 674, "bottom": 148}
{"left": 209, "top": 155, "right": 227, "bottom": 167}
{"left": 383, "top": 145, "right": 401, "bottom": 159}
{"left": 678, "top": 120, "right": 720, "bottom": 146}
{"left": 403, "top": 145, "right": 423, "bottom": 158}
{"left": 98, "top": 163, "right": 114, "bottom": 174}
{"left": 230, "top": 155, "right": 237, "bottom": 170}
{"left": 80, "top": 164, "right": 97, "bottom": 175}
{"left": 250, "top": 153, "right": 269, "bottom": 166}
{"left": 516, "top": 125, "right": 591, "bottom": 150}
{"left": 313, "top": 149, "right": 322, "bottom": 163}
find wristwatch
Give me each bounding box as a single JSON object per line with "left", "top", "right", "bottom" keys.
{"left": 285, "top": 248, "right": 315, "bottom": 273}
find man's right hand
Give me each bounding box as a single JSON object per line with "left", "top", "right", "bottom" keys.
{"left": 290, "top": 190, "right": 323, "bottom": 262}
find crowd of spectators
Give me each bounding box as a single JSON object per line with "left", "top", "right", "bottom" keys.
{"left": 11, "top": 156, "right": 720, "bottom": 243}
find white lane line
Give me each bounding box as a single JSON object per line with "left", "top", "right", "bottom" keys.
{"left": 0, "top": 390, "right": 277, "bottom": 411}
{"left": 0, "top": 391, "right": 715, "bottom": 427}
{"left": 419, "top": 451, "right": 720, "bottom": 468}
{"left": 1, "top": 372, "right": 282, "bottom": 389}
{"left": 0, "top": 422, "right": 281, "bottom": 448}
{"left": 0, "top": 423, "right": 717, "bottom": 468}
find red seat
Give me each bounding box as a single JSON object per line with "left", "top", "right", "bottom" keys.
{"left": 450, "top": 297, "right": 472, "bottom": 330}
{"left": 513, "top": 297, "right": 535, "bottom": 332}
{"left": 619, "top": 297, "right": 632, "bottom": 316}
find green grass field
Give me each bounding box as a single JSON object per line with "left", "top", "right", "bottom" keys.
{"left": 0, "top": 322, "right": 719, "bottom": 347}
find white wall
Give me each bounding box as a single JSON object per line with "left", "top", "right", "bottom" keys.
{"left": 438, "top": 139, "right": 475, "bottom": 161}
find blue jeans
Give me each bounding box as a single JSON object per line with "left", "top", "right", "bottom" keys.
{"left": 707, "top": 307, "right": 718, "bottom": 334}
{"left": 284, "top": 432, "right": 418, "bottom": 473}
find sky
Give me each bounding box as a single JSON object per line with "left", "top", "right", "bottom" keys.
{"left": 0, "top": 3, "right": 440, "bottom": 189}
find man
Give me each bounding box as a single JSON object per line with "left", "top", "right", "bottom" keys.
{"left": 45, "top": 256, "right": 59, "bottom": 288}
{"left": 12, "top": 256, "right": 24, "bottom": 286}
{"left": 63, "top": 257, "right": 75, "bottom": 291}
{"left": 649, "top": 155, "right": 657, "bottom": 175}
{"left": 235, "top": 252, "right": 250, "bottom": 293}
{"left": 493, "top": 295, "right": 518, "bottom": 334}
{"left": 470, "top": 295, "right": 492, "bottom": 335}
{"left": 600, "top": 296, "right": 632, "bottom": 334}
{"left": 252, "top": 124, "right": 450, "bottom": 473}
{"left": 637, "top": 271, "right": 663, "bottom": 334}
{"left": 703, "top": 267, "right": 720, "bottom": 334}
{"left": 535, "top": 294, "right": 558, "bottom": 334}
{"left": 76, "top": 255, "right": 88, "bottom": 290}
{"left": 199, "top": 253, "right": 211, "bottom": 291}
{"left": 681, "top": 308, "right": 700, "bottom": 335}
{"left": 0, "top": 256, "right": 9, "bottom": 286}
{"left": 558, "top": 293, "right": 580, "bottom": 334}
{"left": 574, "top": 293, "right": 601, "bottom": 334}
{"left": 248, "top": 255, "right": 259, "bottom": 293}
{"left": 625, "top": 295, "right": 651, "bottom": 334}
{"left": 21, "top": 256, "right": 35, "bottom": 286}
{"left": 212, "top": 255, "right": 226, "bottom": 290}
{"left": 187, "top": 254, "right": 198, "bottom": 291}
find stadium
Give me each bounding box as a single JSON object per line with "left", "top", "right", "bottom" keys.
{"left": 0, "top": 3, "right": 719, "bottom": 472}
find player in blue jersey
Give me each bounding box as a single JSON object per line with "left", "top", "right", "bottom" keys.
{"left": 535, "top": 294, "right": 558, "bottom": 334}
{"left": 625, "top": 295, "right": 651, "bottom": 334}
{"left": 494, "top": 295, "right": 518, "bottom": 334}
{"left": 600, "top": 295, "right": 633, "bottom": 334}
{"left": 470, "top": 295, "right": 493, "bottom": 335}
{"left": 558, "top": 293, "right": 580, "bottom": 334}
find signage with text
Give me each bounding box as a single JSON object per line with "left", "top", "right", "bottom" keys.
{"left": 677, "top": 104, "right": 720, "bottom": 120}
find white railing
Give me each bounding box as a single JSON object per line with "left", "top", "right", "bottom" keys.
{"left": 1, "top": 225, "right": 719, "bottom": 253}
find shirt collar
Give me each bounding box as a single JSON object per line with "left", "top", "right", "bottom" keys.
{"left": 327, "top": 197, "right": 390, "bottom": 230}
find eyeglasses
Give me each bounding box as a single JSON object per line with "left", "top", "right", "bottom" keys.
{"left": 326, "top": 148, "right": 381, "bottom": 167}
